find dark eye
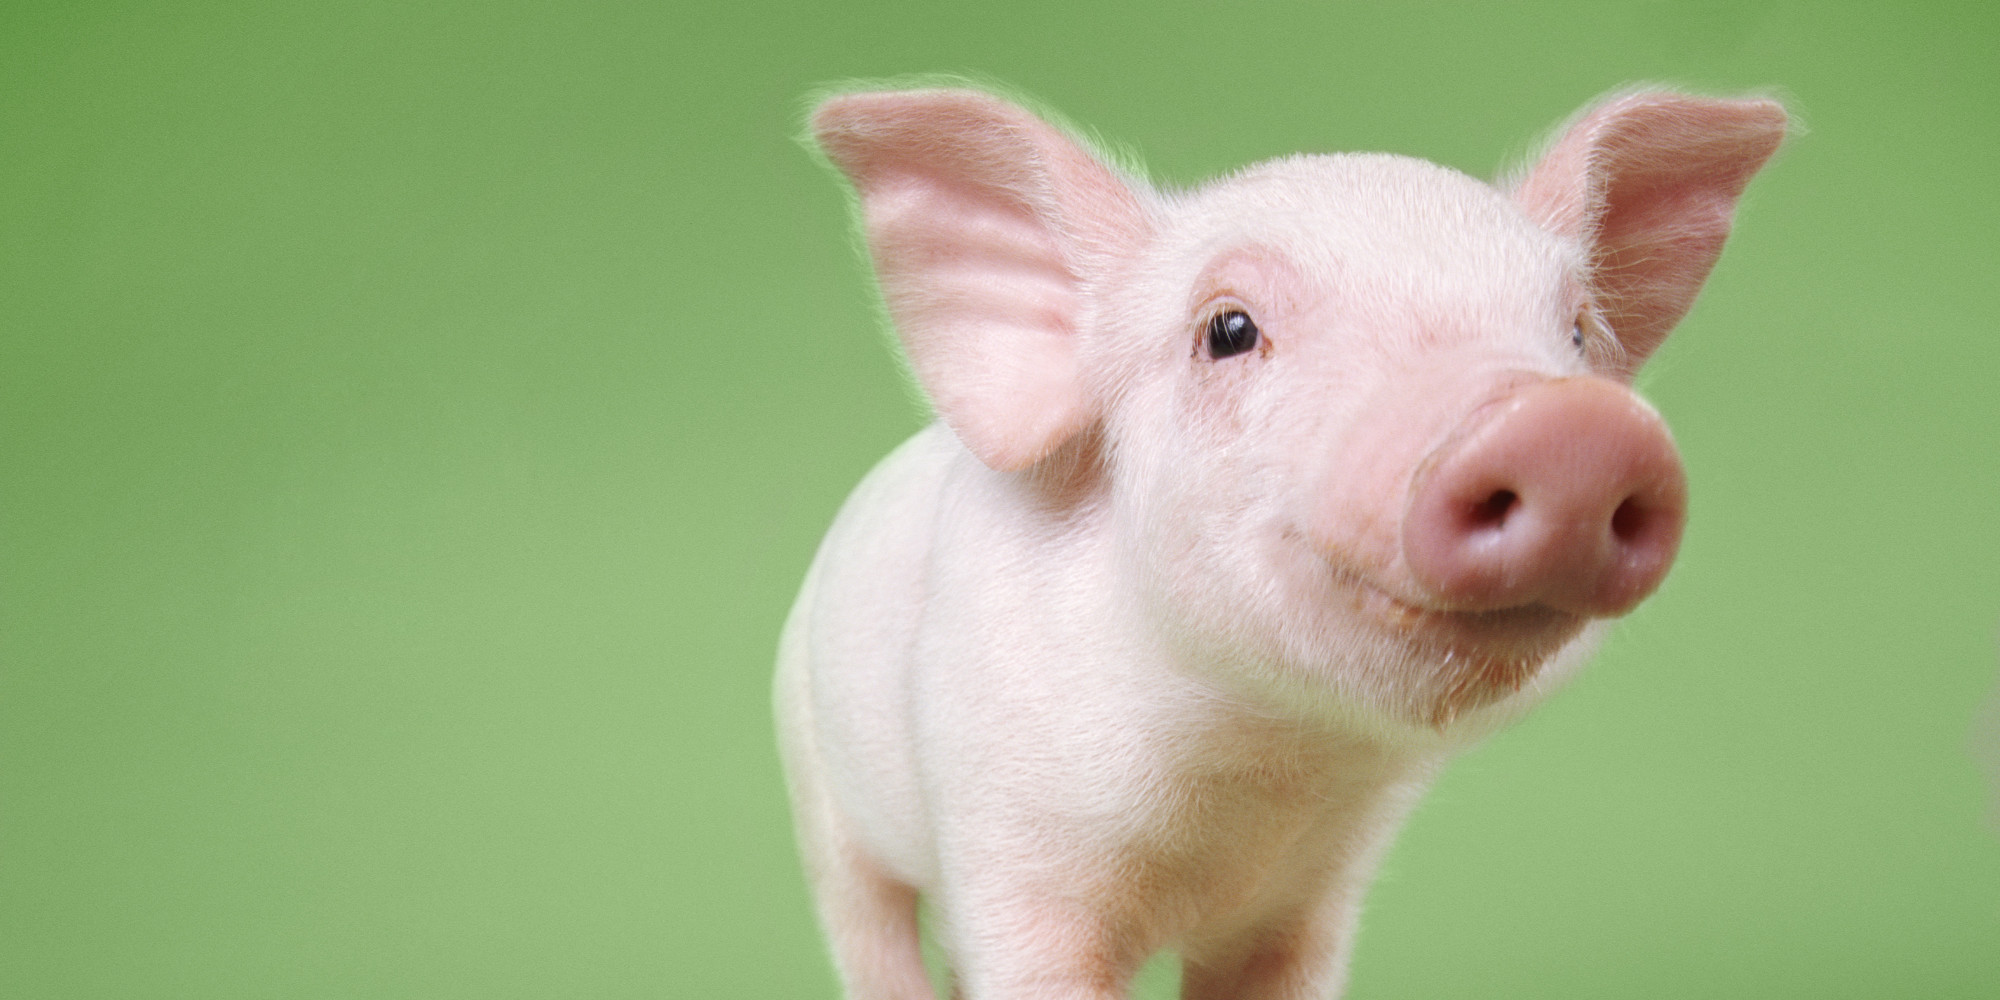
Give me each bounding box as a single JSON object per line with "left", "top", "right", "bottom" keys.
{"left": 1571, "top": 321, "right": 1585, "bottom": 352}
{"left": 1206, "top": 309, "right": 1260, "bottom": 359}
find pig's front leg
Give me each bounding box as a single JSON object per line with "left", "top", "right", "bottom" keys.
{"left": 1178, "top": 896, "right": 1361, "bottom": 1000}
{"left": 803, "top": 838, "right": 935, "bottom": 1000}
{"left": 943, "top": 883, "right": 1157, "bottom": 1000}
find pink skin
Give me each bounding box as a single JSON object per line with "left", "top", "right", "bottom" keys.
{"left": 1303, "top": 371, "right": 1688, "bottom": 727}
{"left": 784, "top": 86, "right": 1786, "bottom": 1000}
{"left": 1402, "top": 375, "right": 1688, "bottom": 617}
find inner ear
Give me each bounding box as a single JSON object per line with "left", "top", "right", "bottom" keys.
{"left": 1513, "top": 92, "right": 1786, "bottom": 370}
{"left": 812, "top": 88, "right": 1152, "bottom": 471}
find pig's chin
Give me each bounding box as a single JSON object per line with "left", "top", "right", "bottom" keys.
{"left": 1342, "top": 577, "right": 1588, "bottom": 727}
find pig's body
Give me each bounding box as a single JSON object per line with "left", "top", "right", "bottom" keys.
{"left": 778, "top": 424, "right": 1441, "bottom": 998}
{"left": 780, "top": 88, "right": 1783, "bottom": 999}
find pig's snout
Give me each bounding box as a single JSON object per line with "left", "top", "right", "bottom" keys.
{"left": 1401, "top": 377, "right": 1686, "bottom": 617}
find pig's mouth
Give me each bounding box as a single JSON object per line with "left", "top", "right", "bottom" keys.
{"left": 1342, "top": 576, "right": 1587, "bottom": 726}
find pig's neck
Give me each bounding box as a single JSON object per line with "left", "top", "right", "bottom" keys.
{"left": 1086, "top": 661, "right": 1444, "bottom": 948}
{"left": 958, "top": 443, "right": 1449, "bottom": 950}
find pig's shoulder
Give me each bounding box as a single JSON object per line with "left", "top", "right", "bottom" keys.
{"left": 828, "top": 423, "right": 962, "bottom": 541}
{"left": 806, "top": 424, "right": 963, "bottom": 614}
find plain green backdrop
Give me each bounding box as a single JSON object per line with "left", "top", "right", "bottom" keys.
{"left": 5, "top": 1, "right": 1997, "bottom": 997}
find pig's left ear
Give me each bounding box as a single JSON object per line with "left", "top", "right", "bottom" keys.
{"left": 1513, "top": 91, "right": 1786, "bottom": 370}
{"left": 812, "top": 88, "right": 1151, "bottom": 472}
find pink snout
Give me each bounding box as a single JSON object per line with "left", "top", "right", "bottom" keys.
{"left": 1402, "top": 377, "right": 1687, "bottom": 617}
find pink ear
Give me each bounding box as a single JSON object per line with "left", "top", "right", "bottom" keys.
{"left": 812, "top": 89, "right": 1150, "bottom": 471}
{"left": 1513, "top": 92, "right": 1786, "bottom": 369}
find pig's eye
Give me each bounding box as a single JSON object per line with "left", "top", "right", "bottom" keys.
{"left": 1573, "top": 309, "right": 1613, "bottom": 359}
{"left": 1206, "top": 310, "right": 1261, "bottom": 359}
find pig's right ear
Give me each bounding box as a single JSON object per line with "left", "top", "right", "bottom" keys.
{"left": 811, "top": 89, "right": 1150, "bottom": 472}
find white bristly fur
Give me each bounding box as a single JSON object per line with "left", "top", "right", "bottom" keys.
{"left": 781, "top": 84, "right": 1784, "bottom": 1000}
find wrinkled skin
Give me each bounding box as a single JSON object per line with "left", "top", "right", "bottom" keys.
{"left": 778, "top": 86, "right": 1784, "bottom": 1000}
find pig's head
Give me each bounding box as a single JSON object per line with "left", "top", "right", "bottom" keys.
{"left": 812, "top": 86, "right": 1784, "bottom": 736}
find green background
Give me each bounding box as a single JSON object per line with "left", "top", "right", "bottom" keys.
{"left": 6, "top": 1, "right": 1997, "bottom": 997}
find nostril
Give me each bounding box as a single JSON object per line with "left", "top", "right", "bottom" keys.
{"left": 1466, "top": 489, "right": 1517, "bottom": 530}
{"left": 1610, "top": 497, "right": 1647, "bottom": 543}
{"left": 1401, "top": 376, "right": 1689, "bottom": 615}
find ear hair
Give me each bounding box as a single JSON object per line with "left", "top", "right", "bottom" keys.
{"left": 1510, "top": 89, "right": 1788, "bottom": 371}
{"left": 810, "top": 85, "right": 1152, "bottom": 471}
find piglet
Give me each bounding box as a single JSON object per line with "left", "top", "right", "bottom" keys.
{"left": 777, "top": 84, "right": 1784, "bottom": 1000}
